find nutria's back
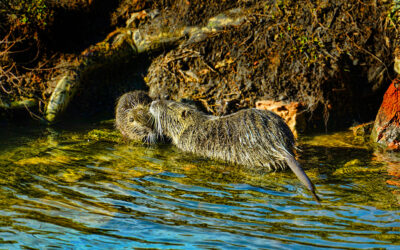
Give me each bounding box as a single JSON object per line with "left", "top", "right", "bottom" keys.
{"left": 150, "top": 100, "right": 295, "bottom": 171}
{"left": 183, "top": 108, "right": 296, "bottom": 171}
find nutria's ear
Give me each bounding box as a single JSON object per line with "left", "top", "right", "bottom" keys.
{"left": 181, "top": 109, "right": 192, "bottom": 118}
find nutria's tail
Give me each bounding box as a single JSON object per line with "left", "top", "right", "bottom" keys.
{"left": 284, "top": 154, "right": 320, "bottom": 202}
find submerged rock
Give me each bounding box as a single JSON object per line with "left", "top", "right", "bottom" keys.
{"left": 351, "top": 122, "right": 374, "bottom": 137}
{"left": 87, "top": 128, "right": 123, "bottom": 144}
{"left": 350, "top": 122, "right": 374, "bottom": 143}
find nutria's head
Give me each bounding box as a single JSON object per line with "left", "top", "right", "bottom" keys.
{"left": 115, "top": 91, "right": 158, "bottom": 143}
{"left": 125, "top": 103, "right": 159, "bottom": 143}
{"left": 149, "top": 100, "right": 205, "bottom": 143}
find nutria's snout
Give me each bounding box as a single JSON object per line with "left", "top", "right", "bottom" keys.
{"left": 149, "top": 100, "right": 159, "bottom": 115}
{"left": 149, "top": 100, "right": 164, "bottom": 136}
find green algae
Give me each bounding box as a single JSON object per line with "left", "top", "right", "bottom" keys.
{"left": 333, "top": 158, "right": 385, "bottom": 176}
{"left": 86, "top": 128, "right": 123, "bottom": 144}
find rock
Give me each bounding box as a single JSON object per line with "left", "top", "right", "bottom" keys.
{"left": 87, "top": 128, "right": 123, "bottom": 143}
{"left": 0, "top": 98, "right": 37, "bottom": 110}
{"left": 333, "top": 159, "right": 385, "bottom": 176}
{"left": 0, "top": 98, "right": 39, "bottom": 122}
{"left": 350, "top": 121, "right": 374, "bottom": 143}
{"left": 370, "top": 47, "right": 400, "bottom": 150}
{"left": 255, "top": 100, "right": 306, "bottom": 137}
{"left": 45, "top": 75, "right": 78, "bottom": 123}
{"left": 343, "top": 159, "right": 363, "bottom": 168}
{"left": 333, "top": 165, "right": 383, "bottom": 176}
{"left": 351, "top": 122, "right": 374, "bottom": 137}
{"left": 371, "top": 77, "right": 400, "bottom": 150}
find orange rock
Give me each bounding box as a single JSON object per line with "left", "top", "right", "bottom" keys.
{"left": 256, "top": 100, "right": 306, "bottom": 137}
{"left": 371, "top": 77, "right": 400, "bottom": 149}
{"left": 387, "top": 140, "right": 400, "bottom": 151}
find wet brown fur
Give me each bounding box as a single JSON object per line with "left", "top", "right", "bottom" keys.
{"left": 150, "top": 100, "right": 319, "bottom": 200}
{"left": 115, "top": 91, "right": 157, "bottom": 143}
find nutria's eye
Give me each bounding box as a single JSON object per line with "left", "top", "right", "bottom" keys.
{"left": 181, "top": 110, "right": 187, "bottom": 118}
{"left": 137, "top": 110, "right": 144, "bottom": 116}
{"left": 129, "top": 117, "right": 134, "bottom": 122}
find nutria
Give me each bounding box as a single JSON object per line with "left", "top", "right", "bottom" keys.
{"left": 115, "top": 91, "right": 158, "bottom": 143}
{"left": 150, "top": 100, "right": 319, "bottom": 200}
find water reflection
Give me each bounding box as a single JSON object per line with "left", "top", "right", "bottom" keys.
{"left": 0, "top": 124, "right": 399, "bottom": 248}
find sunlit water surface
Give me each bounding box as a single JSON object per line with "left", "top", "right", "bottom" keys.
{"left": 0, "top": 122, "right": 400, "bottom": 249}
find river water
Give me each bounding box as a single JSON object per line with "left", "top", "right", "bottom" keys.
{"left": 0, "top": 121, "right": 399, "bottom": 249}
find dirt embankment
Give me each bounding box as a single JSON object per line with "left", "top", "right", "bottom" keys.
{"left": 0, "top": 0, "right": 121, "bottom": 118}
{"left": 1, "top": 0, "right": 399, "bottom": 131}
{"left": 146, "top": 0, "right": 399, "bottom": 129}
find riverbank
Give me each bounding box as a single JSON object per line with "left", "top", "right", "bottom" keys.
{"left": 1, "top": 0, "right": 399, "bottom": 133}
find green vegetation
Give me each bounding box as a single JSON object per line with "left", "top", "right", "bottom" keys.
{"left": 0, "top": 0, "right": 52, "bottom": 30}
{"left": 0, "top": 0, "right": 54, "bottom": 111}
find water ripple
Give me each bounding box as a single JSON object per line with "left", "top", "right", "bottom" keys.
{"left": 0, "top": 127, "right": 400, "bottom": 249}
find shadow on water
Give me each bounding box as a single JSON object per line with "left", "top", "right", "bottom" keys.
{"left": 0, "top": 124, "right": 400, "bottom": 249}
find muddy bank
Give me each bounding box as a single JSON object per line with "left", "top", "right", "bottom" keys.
{"left": 146, "top": 0, "right": 399, "bottom": 130}
{"left": 0, "top": 0, "right": 122, "bottom": 120}
{"left": 1, "top": 0, "right": 399, "bottom": 132}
